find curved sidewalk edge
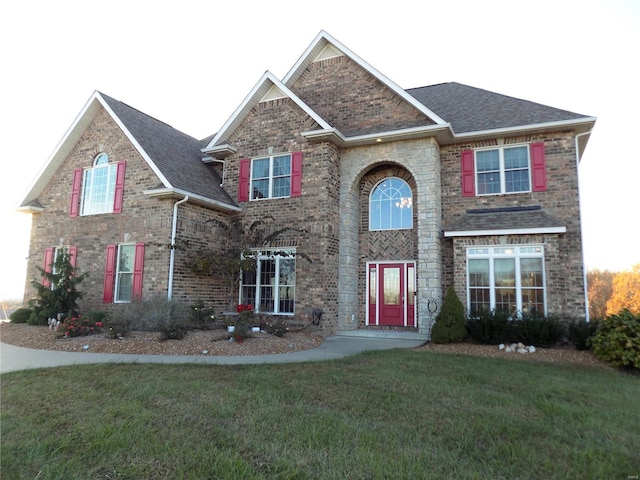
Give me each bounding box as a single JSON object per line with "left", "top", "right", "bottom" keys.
{"left": 0, "top": 336, "right": 427, "bottom": 373}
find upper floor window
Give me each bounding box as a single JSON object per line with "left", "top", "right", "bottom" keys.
{"left": 81, "top": 153, "right": 118, "bottom": 215}
{"left": 251, "top": 154, "right": 291, "bottom": 200}
{"left": 476, "top": 146, "right": 530, "bottom": 195}
{"left": 369, "top": 177, "right": 413, "bottom": 230}
{"left": 461, "top": 143, "right": 547, "bottom": 197}
{"left": 238, "top": 152, "right": 302, "bottom": 202}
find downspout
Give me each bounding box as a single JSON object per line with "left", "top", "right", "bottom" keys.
{"left": 575, "top": 131, "right": 592, "bottom": 322}
{"left": 168, "top": 195, "right": 189, "bottom": 300}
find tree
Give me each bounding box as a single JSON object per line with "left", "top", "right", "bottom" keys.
{"left": 188, "top": 215, "right": 309, "bottom": 311}
{"left": 431, "top": 287, "right": 467, "bottom": 344}
{"left": 606, "top": 264, "right": 640, "bottom": 316}
{"left": 587, "top": 269, "right": 615, "bottom": 320}
{"left": 29, "top": 249, "right": 88, "bottom": 324}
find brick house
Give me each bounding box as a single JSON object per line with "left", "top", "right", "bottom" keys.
{"left": 19, "top": 31, "right": 595, "bottom": 338}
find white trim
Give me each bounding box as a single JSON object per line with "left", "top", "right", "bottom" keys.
{"left": 453, "top": 117, "right": 597, "bottom": 140}
{"left": 283, "top": 31, "right": 449, "bottom": 126}
{"left": 444, "top": 226, "right": 566, "bottom": 237}
{"left": 98, "top": 93, "right": 172, "bottom": 188}
{"left": 142, "top": 187, "right": 241, "bottom": 212}
{"left": 301, "top": 124, "right": 450, "bottom": 147}
{"left": 466, "top": 245, "right": 547, "bottom": 315}
{"left": 202, "top": 72, "right": 331, "bottom": 153}
{"left": 366, "top": 261, "right": 416, "bottom": 327}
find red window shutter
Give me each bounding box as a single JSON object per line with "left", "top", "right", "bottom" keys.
{"left": 238, "top": 158, "right": 250, "bottom": 202}
{"left": 530, "top": 142, "right": 547, "bottom": 192}
{"left": 103, "top": 244, "right": 117, "bottom": 303}
{"left": 461, "top": 150, "right": 475, "bottom": 197}
{"left": 42, "top": 247, "right": 54, "bottom": 287}
{"left": 290, "top": 151, "right": 303, "bottom": 197}
{"left": 69, "top": 168, "right": 83, "bottom": 217}
{"left": 68, "top": 246, "right": 77, "bottom": 269}
{"left": 132, "top": 242, "right": 145, "bottom": 301}
{"left": 113, "top": 161, "right": 126, "bottom": 213}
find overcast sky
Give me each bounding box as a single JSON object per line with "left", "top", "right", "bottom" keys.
{"left": 1, "top": 0, "right": 639, "bottom": 300}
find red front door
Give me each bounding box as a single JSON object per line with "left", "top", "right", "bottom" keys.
{"left": 368, "top": 262, "right": 415, "bottom": 327}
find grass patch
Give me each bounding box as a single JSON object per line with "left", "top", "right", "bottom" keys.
{"left": 1, "top": 350, "right": 639, "bottom": 479}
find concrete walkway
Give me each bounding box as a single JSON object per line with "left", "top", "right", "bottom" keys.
{"left": 0, "top": 335, "right": 427, "bottom": 373}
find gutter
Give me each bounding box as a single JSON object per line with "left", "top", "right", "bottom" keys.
{"left": 575, "top": 130, "right": 593, "bottom": 322}
{"left": 167, "top": 195, "right": 189, "bottom": 300}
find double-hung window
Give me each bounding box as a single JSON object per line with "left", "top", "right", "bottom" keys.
{"left": 475, "top": 146, "right": 530, "bottom": 195}
{"left": 251, "top": 154, "right": 291, "bottom": 200}
{"left": 467, "top": 246, "right": 545, "bottom": 316}
{"left": 240, "top": 249, "right": 296, "bottom": 314}
{"left": 369, "top": 177, "right": 413, "bottom": 230}
{"left": 115, "top": 244, "right": 135, "bottom": 302}
{"left": 103, "top": 243, "right": 144, "bottom": 303}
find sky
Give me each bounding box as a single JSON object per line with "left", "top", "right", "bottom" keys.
{"left": 1, "top": 0, "right": 639, "bottom": 300}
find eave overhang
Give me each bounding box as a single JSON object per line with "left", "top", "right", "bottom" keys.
{"left": 444, "top": 226, "right": 567, "bottom": 238}
{"left": 142, "top": 188, "right": 241, "bottom": 212}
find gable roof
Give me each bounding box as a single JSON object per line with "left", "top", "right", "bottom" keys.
{"left": 408, "top": 82, "right": 595, "bottom": 139}
{"left": 19, "top": 91, "right": 238, "bottom": 212}
{"left": 203, "top": 71, "right": 332, "bottom": 155}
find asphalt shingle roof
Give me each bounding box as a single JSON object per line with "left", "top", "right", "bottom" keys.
{"left": 101, "top": 94, "right": 236, "bottom": 208}
{"left": 407, "top": 82, "right": 590, "bottom": 134}
{"left": 444, "top": 206, "right": 565, "bottom": 233}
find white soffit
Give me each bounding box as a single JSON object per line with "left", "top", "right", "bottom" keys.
{"left": 260, "top": 84, "right": 287, "bottom": 102}
{"left": 314, "top": 44, "right": 343, "bottom": 62}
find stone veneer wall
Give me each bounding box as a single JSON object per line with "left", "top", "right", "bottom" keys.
{"left": 440, "top": 131, "right": 587, "bottom": 318}
{"left": 339, "top": 138, "right": 441, "bottom": 334}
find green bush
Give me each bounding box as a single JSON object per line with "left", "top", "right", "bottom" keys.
{"left": 159, "top": 321, "right": 189, "bottom": 341}
{"left": 567, "top": 318, "right": 599, "bottom": 350}
{"left": 431, "top": 287, "right": 467, "bottom": 344}
{"left": 27, "top": 306, "right": 50, "bottom": 326}
{"left": 82, "top": 310, "right": 107, "bottom": 325}
{"left": 58, "top": 315, "right": 104, "bottom": 338}
{"left": 512, "top": 313, "right": 565, "bottom": 348}
{"left": 591, "top": 309, "right": 640, "bottom": 369}
{"left": 264, "top": 318, "right": 288, "bottom": 337}
{"left": 466, "top": 309, "right": 512, "bottom": 345}
{"left": 9, "top": 307, "right": 32, "bottom": 324}
{"left": 122, "top": 296, "right": 189, "bottom": 332}
{"left": 190, "top": 301, "right": 216, "bottom": 329}
{"left": 104, "top": 317, "right": 130, "bottom": 339}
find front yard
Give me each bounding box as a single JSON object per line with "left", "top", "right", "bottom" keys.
{"left": 1, "top": 349, "right": 638, "bottom": 479}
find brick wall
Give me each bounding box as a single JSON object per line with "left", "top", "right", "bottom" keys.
{"left": 440, "top": 131, "right": 587, "bottom": 318}
{"left": 291, "top": 56, "right": 434, "bottom": 136}
{"left": 220, "top": 98, "right": 342, "bottom": 333}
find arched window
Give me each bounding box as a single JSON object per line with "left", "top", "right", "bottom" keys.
{"left": 369, "top": 177, "right": 413, "bottom": 230}
{"left": 81, "top": 153, "right": 118, "bottom": 215}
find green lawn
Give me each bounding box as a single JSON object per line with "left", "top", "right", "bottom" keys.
{"left": 1, "top": 349, "right": 638, "bottom": 479}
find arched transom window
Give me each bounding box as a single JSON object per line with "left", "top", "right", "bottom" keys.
{"left": 369, "top": 177, "right": 413, "bottom": 230}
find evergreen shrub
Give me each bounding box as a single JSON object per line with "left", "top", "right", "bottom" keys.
{"left": 466, "top": 309, "right": 512, "bottom": 345}
{"left": 9, "top": 308, "right": 32, "bottom": 324}
{"left": 512, "top": 313, "right": 565, "bottom": 348}
{"left": 567, "top": 318, "right": 599, "bottom": 350}
{"left": 431, "top": 287, "right": 467, "bottom": 344}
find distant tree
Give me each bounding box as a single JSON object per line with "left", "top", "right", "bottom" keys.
{"left": 606, "top": 264, "right": 640, "bottom": 316}
{"left": 587, "top": 269, "right": 615, "bottom": 320}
